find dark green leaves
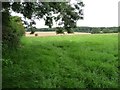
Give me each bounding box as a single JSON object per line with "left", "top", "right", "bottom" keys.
{"left": 3, "top": 1, "right": 84, "bottom": 28}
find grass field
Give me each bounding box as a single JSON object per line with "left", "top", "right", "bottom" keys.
{"left": 3, "top": 34, "right": 118, "bottom": 88}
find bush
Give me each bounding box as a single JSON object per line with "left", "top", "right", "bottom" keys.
{"left": 10, "top": 16, "right": 25, "bottom": 36}
{"left": 74, "top": 27, "right": 91, "bottom": 33}
{"left": 102, "top": 29, "right": 111, "bottom": 33}
{"left": 56, "top": 27, "right": 64, "bottom": 34}
{"left": 113, "top": 30, "right": 118, "bottom": 33}
{"left": 30, "top": 27, "right": 36, "bottom": 34}
{"left": 2, "top": 14, "right": 25, "bottom": 49}
{"left": 66, "top": 28, "right": 74, "bottom": 33}
{"left": 102, "top": 29, "right": 118, "bottom": 33}
{"left": 91, "top": 29, "right": 101, "bottom": 34}
{"left": 30, "top": 30, "right": 35, "bottom": 34}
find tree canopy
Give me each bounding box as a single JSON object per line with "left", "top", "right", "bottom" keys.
{"left": 2, "top": 1, "right": 84, "bottom": 28}
{"left": 2, "top": 1, "right": 84, "bottom": 48}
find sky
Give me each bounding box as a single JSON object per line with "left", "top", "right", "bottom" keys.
{"left": 11, "top": 0, "right": 119, "bottom": 28}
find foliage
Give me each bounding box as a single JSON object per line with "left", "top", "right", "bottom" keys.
{"left": 2, "top": 1, "right": 84, "bottom": 48}
{"left": 29, "top": 27, "right": 36, "bottom": 34}
{"left": 91, "top": 28, "right": 101, "bottom": 34}
{"left": 66, "top": 28, "right": 74, "bottom": 33}
{"left": 10, "top": 1, "right": 84, "bottom": 28}
{"left": 73, "top": 27, "right": 118, "bottom": 33}
{"left": 30, "top": 30, "right": 35, "bottom": 34}
{"left": 102, "top": 29, "right": 111, "bottom": 33}
{"left": 27, "top": 28, "right": 55, "bottom": 32}
{"left": 74, "top": 27, "right": 91, "bottom": 33}
{"left": 26, "top": 27, "right": 118, "bottom": 34}
{"left": 102, "top": 28, "right": 118, "bottom": 33}
{"left": 25, "top": 20, "right": 36, "bottom": 34}
{"left": 3, "top": 34, "right": 118, "bottom": 88}
{"left": 56, "top": 27, "right": 64, "bottom": 34}
{"left": 10, "top": 16, "right": 25, "bottom": 36}
{"left": 2, "top": 13, "right": 25, "bottom": 49}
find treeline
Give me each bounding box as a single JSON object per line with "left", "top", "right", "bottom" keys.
{"left": 26, "top": 26, "right": 118, "bottom": 34}
{"left": 75, "top": 27, "right": 118, "bottom": 33}
{"left": 26, "top": 27, "right": 56, "bottom": 32}
{"left": 92, "top": 27, "right": 118, "bottom": 33}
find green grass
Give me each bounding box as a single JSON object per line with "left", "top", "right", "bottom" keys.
{"left": 3, "top": 34, "right": 118, "bottom": 88}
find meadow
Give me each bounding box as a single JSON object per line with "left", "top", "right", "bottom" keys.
{"left": 2, "top": 33, "right": 118, "bottom": 88}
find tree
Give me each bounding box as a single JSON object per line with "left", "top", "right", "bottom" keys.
{"left": 24, "top": 20, "right": 36, "bottom": 34}
{"left": 2, "top": 1, "right": 84, "bottom": 48}
{"left": 10, "top": 1, "right": 84, "bottom": 28}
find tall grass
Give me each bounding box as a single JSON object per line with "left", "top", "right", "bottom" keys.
{"left": 3, "top": 34, "right": 118, "bottom": 88}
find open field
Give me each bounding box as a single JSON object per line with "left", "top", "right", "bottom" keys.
{"left": 3, "top": 34, "right": 118, "bottom": 88}
{"left": 25, "top": 31, "right": 91, "bottom": 37}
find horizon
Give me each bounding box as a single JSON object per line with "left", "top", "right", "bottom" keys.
{"left": 33, "top": 26, "right": 118, "bottom": 29}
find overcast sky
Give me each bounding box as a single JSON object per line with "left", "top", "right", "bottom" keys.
{"left": 11, "top": 0, "right": 119, "bottom": 28}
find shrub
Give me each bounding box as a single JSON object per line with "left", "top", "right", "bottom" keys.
{"left": 10, "top": 16, "right": 25, "bottom": 36}
{"left": 102, "top": 29, "right": 111, "bottom": 33}
{"left": 102, "top": 29, "right": 118, "bottom": 33}
{"left": 30, "top": 30, "right": 35, "bottom": 34}
{"left": 56, "top": 27, "right": 64, "bottom": 34}
{"left": 66, "top": 28, "right": 74, "bottom": 33}
{"left": 113, "top": 30, "right": 118, "bottom": 33}
{"left": 91, "top": 29, "right": 101, "bottom": 34}
{"left": 30, "top": 27, "right": 36, "bottom": 34}
{"left": 2, "top": 14, "right": 25, "bottom": 49}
